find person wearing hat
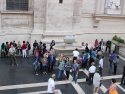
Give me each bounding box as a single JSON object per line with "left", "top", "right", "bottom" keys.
{"left": 88, "top": 62, "right": 96, "bottom": 85}
{"left": 73, "top": 48, "right": 79, "bottom": 63}
{"left": 47, "top": 74, "right": 58, "bottom": 94}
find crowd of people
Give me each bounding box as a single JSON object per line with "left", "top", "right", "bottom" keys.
{"left": 0, "top": 38, "right": 125, "bottom": 94}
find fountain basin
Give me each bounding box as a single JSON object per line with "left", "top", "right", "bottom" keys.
{"left": 54, "top": 46, "right": 83, "bottom": 57}
{"left": 63, "top": 35, "right": 75, "bottom": 44}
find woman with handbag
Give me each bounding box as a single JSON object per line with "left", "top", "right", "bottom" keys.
{"left": 105, "top": 79, "right": 118, "bottom": 94}
{"left": 93, "top": 70, "right": 101, "bottom": 94}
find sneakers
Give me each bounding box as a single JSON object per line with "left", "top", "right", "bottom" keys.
{"left": 35, "top": 73, "right": 38, "bottom": 76}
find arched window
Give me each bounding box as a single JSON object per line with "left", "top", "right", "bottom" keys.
{"left": 6, "top": 0, "right": 28, "bottom": 11}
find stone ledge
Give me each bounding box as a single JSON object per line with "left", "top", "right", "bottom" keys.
{"left": 43, "top": 32, "right": 75, "bottom": 37}
{"left": 83, "top": 32, "right": 125, "bottom": 34}
{"left": 1, "top": 11, "right": 33, "bottom": 14}
{"left": 93, "top": 14, "right": 125, "bottom": 18}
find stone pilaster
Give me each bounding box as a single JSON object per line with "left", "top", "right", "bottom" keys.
{"left": 33, "top": 0, "right": 46, "bottom": 33}
{"left": 72, "top": 0, "right": 82, "bottom": 33}
{"left": 95, "top": 0, "right": 105, "bottom": 14}
{"left": 122, "top": 0, "right": 125, "bottom": 15}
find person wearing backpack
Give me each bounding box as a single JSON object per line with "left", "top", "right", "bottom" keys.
{"left": 113, "top": 56, "right": 119, "bottom": 75}
{"left": 72, "top": 60, "right": 79, "bottom": 83}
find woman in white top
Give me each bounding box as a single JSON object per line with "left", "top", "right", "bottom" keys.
{"left": 93, "top": 70, "right": 101, "bottom": 94}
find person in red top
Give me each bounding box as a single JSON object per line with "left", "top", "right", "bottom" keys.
{"left": 34, "top": 46, "right": 39, "bottom": 56}
{"left": 22, "top": 41, "right": 27, "bottom": 58}
{"left": 94, "top": 39, "right": 99, "bottom": 50}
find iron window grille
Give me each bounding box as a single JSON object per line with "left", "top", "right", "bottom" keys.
{"left": 6, "top": 0, "right": 28, "bottom": 11}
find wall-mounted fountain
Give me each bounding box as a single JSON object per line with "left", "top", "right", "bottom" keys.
{"left": 54, "top": 35, "right": 83, "bottom": 59}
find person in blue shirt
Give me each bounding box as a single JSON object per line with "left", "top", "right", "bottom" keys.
{"left": 109, "top": 51, "right": 115, "bottom": 70}
{"left": 65, "top": 57, "right": 71, "bottom": 80}
{"left": 82, "top": 51, "right": 86, "bottom": 69}
{"left": 48, "top": 51, "right": 56, "bottom": 72}
{"left": 89, "top": 47, "right": 96, "bottom": 66}
{"left": 72, "top": 60, "right": 79, "bottom": 83}
{"left": 33, "top": 52, "right": 39, "bottom": 76}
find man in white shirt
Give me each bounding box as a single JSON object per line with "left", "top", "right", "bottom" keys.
{"left": 47, "top": 74, "right": 58, "bottom": 94}
{"left": 99, "top": 56, "right": 105, "bottom": 78}
{"left": 88, "top": 62, "right": 96, "bottom": 85}
{"left": 73, "top": 48, "right": 79, "bottom": 63}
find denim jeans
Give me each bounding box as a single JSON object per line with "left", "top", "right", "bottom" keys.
{"left": 99, "top": 67, "right": 102, "bottom": 77}
{"left": 73, "top": 71, "right": 78, "bottom": 83}
{"left": 33, "top": 62, "right": 38, "bottom": 74}
{"left": 57, "top": 69, "right": 64, "bottom": 80}
{"left": 110, "top": 62, "right": 112, "bottom": 69}
{"left": 42, "top": 66, "right": 47, "bottom": 72}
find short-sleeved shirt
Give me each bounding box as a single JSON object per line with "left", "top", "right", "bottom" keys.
{"left": 99, "top": 59, "right": 103, "bottom": 68}
{"left": 9, "top": 48, "right": 16, "bottom": 55}
{"left": 73, "top": 50, "right": 79, "bottom": 57}
{"left": 65, "top": 62, "right": 71, "bottom": 71}
{"left": 47, "top": 78, "right": 55, "bottom": 93}
{"left": 89, "top": 66, "right": 96, "bottom": 73}
{"left": 58, "top": 60, "right": 65, "bottom": 70}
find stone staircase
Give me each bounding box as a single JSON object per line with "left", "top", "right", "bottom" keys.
{"left": 41, "top": 32, "right": 75, "bottom": 49}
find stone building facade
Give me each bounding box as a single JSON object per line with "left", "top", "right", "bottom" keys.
{"left": 0, "top": 0, "right": 125, "bottom": 47}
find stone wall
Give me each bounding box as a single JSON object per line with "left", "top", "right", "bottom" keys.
{"left": 1, "top": 14, "right": 33, "bottom": 32}
{"left": 0, "top": 0, "right": 125, "bottom": 48}
{"left": 46, "top": 0, "right": 73, "bottom": 32}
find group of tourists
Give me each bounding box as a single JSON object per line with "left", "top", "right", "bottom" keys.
{"left": 1, "top": 38, "right": 125, "bottom": 94}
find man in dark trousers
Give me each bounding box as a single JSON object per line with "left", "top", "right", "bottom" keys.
{"left": 73, "top": 48, "right": 79, "bottom": 63}
{"left": 88, "top": 62, "right": 96, "bottom": 85}
{"left": 26, "top": 41, "right": 31, "bottom": 57}
{"left": 113, "top": 56, "right": 119, "bottom": 75}
{"left": 106, "top": 39, "right": 111, "bottom": 53}
{"left": 48, "top": 51, "right": 56, "bottom": 72}
{"left": 121, "top": 66, "right": 125, "bottom": 85}
{"left": 33, "top": 40, "right": 38, "bottom": 55}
